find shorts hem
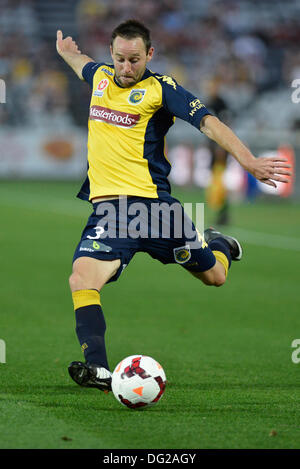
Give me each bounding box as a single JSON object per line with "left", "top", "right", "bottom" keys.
{"left": 182, "top": 256, "right": 216, "bottom": 273}
{"left": 73, "top": 251, "right": 122, "bottom": 263}
{"left": 72, "top": 251, "right": 130, "bottom": 284}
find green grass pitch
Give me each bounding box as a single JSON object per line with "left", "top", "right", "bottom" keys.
{"left": 0, "top": 181, "right": 300, "bottom": 449}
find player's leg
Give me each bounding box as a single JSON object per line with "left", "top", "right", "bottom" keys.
{"left": 190, "top": 258, "right": 226, "bottom": 286}
{"left": 69, "top": 256, "right": 121, "bottom": 292}
{"left": 67, "top": 196, "right": 138, "bottom": 392}
{"left": 145, "top": 193, "right": 242, "bottom": 287}
{"left": 188, "top": 228, "right": 242, "bottom": 286}
{"left": 68, "top": 256, "right": 121, "bottom": 392}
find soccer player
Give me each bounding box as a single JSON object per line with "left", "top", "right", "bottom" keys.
{"left": 56, "top": 20, "right": 292, "bottom": 392}
{"left": 205, "top": 78, "right": 231, "bottom": 225}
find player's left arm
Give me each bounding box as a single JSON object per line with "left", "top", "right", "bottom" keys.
{"left": 56, "top": 30, "right": 95, "bottom": 80}
{"left": 200, "top": 114, "right": 292, "bottom": 188}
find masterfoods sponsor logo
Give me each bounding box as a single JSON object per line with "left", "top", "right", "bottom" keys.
{"left": 90, "top": 105, "right": 140, "bottom": 128}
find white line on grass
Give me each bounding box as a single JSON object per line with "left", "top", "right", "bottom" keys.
{"left": 224, "top": 227, "right": 300, "bottom": 252}
{"left": 0, "top": 192, "right": 299, "bottom": 251}
{"left": 0, "top": 191, "right": 89, "bottom": 217}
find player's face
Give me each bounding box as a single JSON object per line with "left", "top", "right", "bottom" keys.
{"left": 110, "top": 36, "right": 154, "bottom": 88}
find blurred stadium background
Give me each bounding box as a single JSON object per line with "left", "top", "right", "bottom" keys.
{"left": 0, "top": 0, "right": 299, "bottom": 201}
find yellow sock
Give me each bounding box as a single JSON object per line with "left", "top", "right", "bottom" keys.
{"left": 212, "top": 250, "right": 229, "bottom": 278}
{"left": 72, "top": 289, "right": 101, "bottom": 310}
{"left": 72, "top": 289, "right": 109, "bottom": 368}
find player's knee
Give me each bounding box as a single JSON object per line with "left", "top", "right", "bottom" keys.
{"left": 204, "top": 277, "right": 225, "bottom": 287}
{"left": 197, "top": 270, "right": 226, "bottom": 287}
{"left": 208, "top": 263, "right": 226, "bottom": 287}
{"left": 69, "top": 270, "right": 85, "bottom": 292}
{"left": 69, "top": 258, "right": 121, "bottom": 292}
{"left": 212, "top": 272, "right": 226, "bottom": 287}
{"left": 69, "top": 269, "right": 103, "bottom": 291}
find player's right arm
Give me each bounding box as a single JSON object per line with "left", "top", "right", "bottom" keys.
{"left": 56, "top": 30, "right": 95, "bottom": 80}
{"left": 158, "top": 75, "right": 292, "bottom": 188}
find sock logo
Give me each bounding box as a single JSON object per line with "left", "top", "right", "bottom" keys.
{"left": 81, "top": 343, "right": 88, "bottom": 352}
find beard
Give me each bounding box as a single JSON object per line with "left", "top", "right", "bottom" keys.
{"left": 115, "top": 76, "right": 136, "bottom": 88}
{"left": 114, "top": 68, "right": 146, "bottom": 88}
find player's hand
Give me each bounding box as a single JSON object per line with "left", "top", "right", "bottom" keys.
{"left": 248, "top": 156, "right": 292, "bottom": 188}
{"left": 56, "top": 30, "right": 81, "bottom": 57}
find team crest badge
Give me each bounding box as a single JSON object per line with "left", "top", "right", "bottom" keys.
{"left": 173, "top": 245, "right": 191, "bottom": 264}
{"left": 128, "top": 89, "right": 146, "bottom": 105}
{"left": 93, "top": 79, "right": 109, "bottom": 97}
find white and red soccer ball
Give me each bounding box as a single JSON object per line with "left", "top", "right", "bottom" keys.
{"left": 111, "top": 355, "right": 166, "bottom": 409}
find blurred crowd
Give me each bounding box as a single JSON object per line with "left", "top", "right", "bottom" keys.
{"left": 1, "top": 0, "right": 300, "bottom": 130}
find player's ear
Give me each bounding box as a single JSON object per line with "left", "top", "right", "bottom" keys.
{"left": 110, "top": 44, "right": 113, "bottom": 59}
{"left": 146, "top": 46, "right": 154, "bottom": 63}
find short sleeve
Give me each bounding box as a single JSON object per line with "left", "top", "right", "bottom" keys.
{"left": 158, "top": 76, "right": 212, "bottom": 129}
{"left": 82, "top": 62, "right": 104, "bottom": 87}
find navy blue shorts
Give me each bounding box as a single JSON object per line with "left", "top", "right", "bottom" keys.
{"left": 73, "top": 192, "right": 216, "bottom": 282}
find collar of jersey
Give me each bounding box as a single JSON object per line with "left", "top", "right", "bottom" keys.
{"left": 113, "top": 68, "right": 152, "bottom": 88}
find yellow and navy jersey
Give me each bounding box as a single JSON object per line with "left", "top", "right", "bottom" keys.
{"left": 77, "top": 61, "right": 211, "bottom": 201}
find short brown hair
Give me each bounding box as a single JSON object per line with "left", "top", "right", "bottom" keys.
{"left": 111, "top": 19, "right": 151, "bottom": 53}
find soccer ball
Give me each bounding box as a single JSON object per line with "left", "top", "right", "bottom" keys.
{"left": 111, "top": 355, "right": 167, "bottom": 409}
